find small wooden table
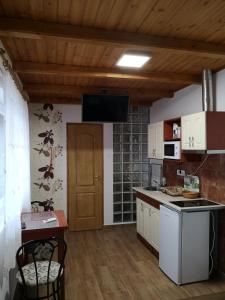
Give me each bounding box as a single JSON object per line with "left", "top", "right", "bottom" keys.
{"left": 21, "top": 210, "right": 68, "bottom": 299}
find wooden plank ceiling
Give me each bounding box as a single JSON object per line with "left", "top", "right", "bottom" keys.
{"left": 1, "top": 0, "right": 225, "bottom": 105}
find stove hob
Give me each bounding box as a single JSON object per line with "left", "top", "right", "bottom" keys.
{"left": 170, "top": 199, "right": 219, "bottom": 208}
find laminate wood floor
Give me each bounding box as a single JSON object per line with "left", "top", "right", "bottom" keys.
{"left": 65, "top": 225, "right": 225, "bottom": 300}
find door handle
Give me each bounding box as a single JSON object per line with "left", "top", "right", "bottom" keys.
{"left": 94, "top": 175, "right": 101, "bottom": 180}
{"left": 191, "top": 136, "right": 194, "bottom": 147}
{"left": 153, "top": 149, "right": 156, "bottom": 157}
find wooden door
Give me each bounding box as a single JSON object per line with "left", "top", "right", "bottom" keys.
{"left": 67, "top": 124, "right": 103, "bottom": 231}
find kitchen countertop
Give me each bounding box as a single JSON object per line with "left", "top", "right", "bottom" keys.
{"left": 133, "top": 187, "right": 225, "bottom": 212}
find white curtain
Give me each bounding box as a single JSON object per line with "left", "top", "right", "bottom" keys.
{"left": 0, "top": 61, "right": 31, "bottom": 299}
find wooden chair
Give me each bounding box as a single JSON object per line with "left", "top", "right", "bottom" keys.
{"left": 16, "top": 237, "right": 67, "bottom": 300}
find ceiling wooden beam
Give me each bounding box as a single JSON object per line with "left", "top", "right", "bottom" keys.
{"left": 29, "top": 96, "right": 154, "bottom": 106}
{"left": 24, "top": 83, "right": 174, "bottom": 98}
{"left": 1, "top": 18, "right": 225, "bottom": 59}
{"left": 14, "top": 61, "right": 201, "bottom": 85}
{"left": 29, "top": 97, "right": 81, "bottom": 105}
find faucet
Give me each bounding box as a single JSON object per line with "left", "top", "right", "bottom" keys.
{"left": 153, "top": 179, "right": 160, "bottom": 188}
{"left": 152, "top": 179, "right": 161, "bottom": 191}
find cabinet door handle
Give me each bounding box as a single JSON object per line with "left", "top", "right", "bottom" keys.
{"left": 189, "top": 136, "right": 191, "bottom": 147}
{"left": 149, "top": 208, "right": 151, "bottom": 216}
{"left": 191, "top": 136, "right": 194, "bottom": 147}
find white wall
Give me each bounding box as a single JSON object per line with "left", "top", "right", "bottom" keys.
{"left": 150, "top": 84, "right": 202, "bottom": 123}
{"left": 150, "top": 69, "right": 225, "bottom": 122}
{"left": 29, "top": 104, "right": 113, "bottom": 225}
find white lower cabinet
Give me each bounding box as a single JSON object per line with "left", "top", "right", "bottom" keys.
{"left": 136, "top": 198, "right": 160, "bottom": 252}
{"left": 144, "top": 203, "right": 151, "bottom": 243}
{"left": 137, "top": 198, "right": 144, "bottom": 236}
{"left": 150, "top": 207, "right": 160, "bottom": 251}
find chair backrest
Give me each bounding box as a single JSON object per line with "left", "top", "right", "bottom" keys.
{"left": 31, "top": 200, "right": 54, "bottom": 212}
{"left": 16, "top": 236, "right": 67, "bottom": 299}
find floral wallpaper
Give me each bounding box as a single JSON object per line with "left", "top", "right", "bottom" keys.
{"left": 29, "top": 104, "right": 64, "bottom": 211}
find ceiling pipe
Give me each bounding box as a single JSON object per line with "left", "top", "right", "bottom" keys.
{"left": 202, "top": 69, "right": 214, "bottom": 111}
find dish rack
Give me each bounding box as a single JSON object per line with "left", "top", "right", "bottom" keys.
{"left": 161, "top": 186, "right": 184, "bottom": 196}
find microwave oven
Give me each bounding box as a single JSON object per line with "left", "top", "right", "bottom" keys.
{"left": 164, "top": 141, "right": 181, "bottom": 160}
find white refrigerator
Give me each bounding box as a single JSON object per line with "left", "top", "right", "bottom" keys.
{"left": 159, "top": 205, "right": 210, "bottom": 285}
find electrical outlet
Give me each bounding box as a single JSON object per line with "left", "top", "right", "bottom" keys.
{"left": 180, "top": 170, "right": 186, "bottom": 176}
{"left": 177, "top": 169, "right": 186, "bottom": 176}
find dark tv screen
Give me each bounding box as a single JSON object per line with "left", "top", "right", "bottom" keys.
{"left": 82, "top": 94, "right": 129, "bottom": 122}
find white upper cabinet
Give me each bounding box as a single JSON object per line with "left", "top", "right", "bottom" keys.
{"left": 148, "top": 124, "right": 156, "bottom": 158}
{"left": 181, "top": 115, "right": 192, "bottom": 150}
{"left": 181, "top": 112, "right": 206, "bottom": 150}
{"left": 148, "top": 121, "right": 164, "bottom": 159}
{"left": 155, "top": 122, "right": 164, "bottom": 158}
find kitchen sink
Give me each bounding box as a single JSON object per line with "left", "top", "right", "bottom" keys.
{"left": 170, "top": 199, "right": 220, "bottom": 208}
{"left": 144, "top": 186, "right": 157, "bottom": 191}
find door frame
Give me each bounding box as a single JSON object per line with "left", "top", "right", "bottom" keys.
{"left": 66, "top": 123, "right": 104, "bottom": 231}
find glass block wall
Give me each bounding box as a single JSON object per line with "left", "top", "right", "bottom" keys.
{"left": 113, "top": 106, "right": 150, "bottom": 223}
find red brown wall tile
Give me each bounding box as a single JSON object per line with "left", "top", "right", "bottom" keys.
{"left": 164, "top": 154, "right": 225, "bottom": 273}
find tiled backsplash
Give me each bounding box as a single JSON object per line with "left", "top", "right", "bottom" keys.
{"left": 113, "top": 106, "right": 150, "bottom": 223}
{"left": 164, "top": 155, "right": 225, "bottom": 273}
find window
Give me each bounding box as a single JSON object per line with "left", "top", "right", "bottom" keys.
{"left": 0, "top": 115, "right": 5, "bottom": 199}
{"left": 0, "top": 81, "right": 4, "bottom": 291}
{"left": 0, "top": 84, "right": 5, "bottom": 233}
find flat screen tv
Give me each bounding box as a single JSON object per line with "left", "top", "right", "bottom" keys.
{"left": 82, "top": 94, "right": 129, "bottom": 122}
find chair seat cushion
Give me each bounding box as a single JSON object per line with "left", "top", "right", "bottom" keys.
{"left": 16, "top": 261, "right": 62, "bottom": 286}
